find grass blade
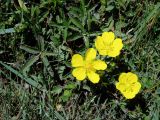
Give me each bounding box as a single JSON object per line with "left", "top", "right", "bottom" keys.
{"left": 18, "top": 0, "right": 28, "bottom": 12}
{"left": 54, "top": 111, "right": 65, "bottom": 120}
{"left": 0, "top": 61, "right": 42, "bottom": 89}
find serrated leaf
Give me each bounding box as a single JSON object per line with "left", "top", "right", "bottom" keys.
{"left": 50, "top": 35, "right": 61, "bottom": 47}
{"left": 20, "top": 45, "right": 40, "bottom": 54}
{"left": 63, "top": 28, "right": 68, "bottom": 42}
{"left": 36, "top": 35, "right": 44, "bottom": 51}
{"left": 68, "top": 25, "right": 81, "bottom": 32}
{"left": 42, "top": 51, "right": 57, "bottom": 56}
{"left": 69, "top": 16, "right": 84, "bottom": 31}
{"left": 21, "top": 55, "right": 39, "bottom": 75}
{"left": 67, "top": 34, "right": 82, "bottom": 41}
{"left": 41, "top": 55, "right": 54, "bottom": 77}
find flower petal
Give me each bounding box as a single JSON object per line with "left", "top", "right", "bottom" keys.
{"left": 98, "top": 49, "right": 108, "bottom": 56}
{"left": 123, "top": 92, "right": 136, "bottom": 99}
{"left": 85, "top": 48, "right": 97, "bottom": 61}
{"left": 132, "top": 82, "right": 141, "bottom": 93}
{"left": 71, "top": 54, "right": 84, "bottom": 67}
{"left": 119, "top": 73, "right": 127, "bottom": 83}
{"left": 127, "top": 72, "right": 138, "bottom": 83}
{"left": 108, "top": 50, "right": 120, "bottom": 57}
{"left": 72, "top": 67, "right": 86, "bottom": 80}
{"left": 113, "top": 38, "right": 123, "bottom": 50}
{"left": 87, "top": 71, "right": 100, "bottom": 83}
{"left": 93, "top": 60, "right": 107, "bottom": 70}
{"left": 116, "top": 82, "right": 125, "bottom": 91}
{"left": 102, "top": 32, "right": 115, "bottom": 45}
{"left": 95, "top": 36, "right": 106, "bottom": 50}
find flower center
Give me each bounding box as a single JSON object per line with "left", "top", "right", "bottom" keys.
{"left": 124, "top": 83, "right": 134, "bottom": 92}
{"left": 103, "top": 40, "right": 114, "bottom": 51}
{"left": 84, "top": 61, "right": 94, "bottom": 72}
{"left": 106, "top": 45, "right": 114, "bottom": 52}
{"left": 100, "top": 44, "right": 114, "bottom": 54}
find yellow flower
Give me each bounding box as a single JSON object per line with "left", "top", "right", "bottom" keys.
{"left": 71, "top": 48, "right": 107, "bottom": 83}
{"left": 116, "top": 72, "right": 141, "bottom": 99}
{"left": 95, "top": 32, "right": 123, "bottom": 57}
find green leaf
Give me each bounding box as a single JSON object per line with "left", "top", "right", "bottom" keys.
{"left": 67, "top": 34, "right": 83, "bottom": 41}
{"left": 61, "top": 90, "right": 72, "bottom": 102}
{"left": 65, "top": 82, "right": 76, "bottom": 89}
{"left": 68, "top": 25, "right": 81, "bottom": 32}
{"left": 36, "top": 35, "right": 44, "bottom": 51}
{"left": 83, "top": 35, "right": 89, "bottom": 48}
{"left": 93, "top": 117, "right": 101, "bottom": 120}
{"left": 63, "top": 61, "right": 71, "bottom": 68}
{"left": 39, "top": 11, "right": 49, "bottom": 23}
{"left": 100, "top": 0, "right": 106, "bottom": 5}
{"left": 83, "top": 85, "right": 91, "bottom": 91}
{"left": 102, "top": 17, "right": 114, "bottom": 32}
{"left": 18, "top": 0, "right": 28, "bottom": 12}
{"left": 117, "top": 0, "right": 126, "bottom": 9}
{"left": 20, "top": 45, "right": 40, "bottom": 54}
{"left": 106, "top": 5, "right": 114, "bottom": 11}
{"left": 0, "top": 61, "right": 42, "bottom": 89}
{"left": 50, "top": 35, "right": 61, "bottom": 47}
{"left": 63, "top": 28, "right": 68, "bottom": 42}
{"left": 41, "top": 55, "right": 54, "bottom": 77}
{"left": 51, "top": 86, "right": 63, "bottom": 95}
{"left": 69, "top": 16, "right": 84, "bottom": 31}
{"left": 54, "top": 111, "right": 65, "bottom": 120}
{"left": 0, "top": 28, "right": 15, "bottom": 34}
{"left": 42, "top": 51, "right": 57, "bottom": 56}
{"left": 21, "top": 55, "right": 39, "bottom": 76}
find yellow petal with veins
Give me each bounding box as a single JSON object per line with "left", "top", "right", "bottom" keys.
{"left": 95, "top": 36, "right": 106, "bottom": 50}
{"left": 113, "top": 38, "right": 123, "bottom": 50}
{"left": 72, "top": 67, "right": 86, "bottom": 80}
{"left": 108, "top": 49, "right": 120, "bottom": 57}
{"left": 85, "top": 48, "right": 97, "bottom": 61}
{"left": 87, "top": 71, "right": 100, "bottom": 83}
{"left": 119, "top": 73, "right": 127, "bottom": 83}
{"left": 93, "top": 60, "right": 107, "bottom": 70}
{"left": 102, "top": 32, "right": 115, "bottom": 45}
{"left": 123, "top": 92, "right": 136, "bottom": 99}
{"left": 71, "top": 54, "right": 84, "bottom": 67}
{"left": 127, "top": 72, "right": 138, "bottom": 83}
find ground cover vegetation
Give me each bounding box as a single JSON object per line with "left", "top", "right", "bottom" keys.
{"left": 0, "top": 0, "right": 160, "bottom": 119}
